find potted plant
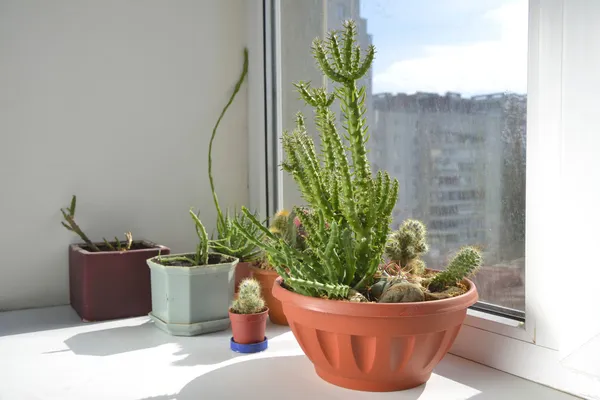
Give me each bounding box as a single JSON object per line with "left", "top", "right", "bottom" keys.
{"left": 248, "top": 209, "right": 307, "bottom": 325}
{"left": 60, "top": 195, "right": 170, "bottom": 321}
{"left": 206, "top": 48, "right": 264, "bottom": 292}
{"left": 235, "top": 21, "right": 481, "bottom": 392}
{"left": 146, "top": 209, "right": 238, "bottom": 336}
{"left": 229, "top": 278, "right": 269, "bottom": 353}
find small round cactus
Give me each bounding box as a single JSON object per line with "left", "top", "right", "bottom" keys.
{"left": 269, "top": 209, "right": 291, "bottom": 235}
{"left": 385, "top": 219, "right": 429, "bottom": 270}
{"left": 267, "top": 209, "right": 306, "bottom": 251}
{"left": 231, "top": 278, "right": 266, "bottom": 314}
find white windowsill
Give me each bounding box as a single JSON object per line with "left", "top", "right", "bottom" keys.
{"left": 0, "top": 306, "right": 577, "bottom": 400}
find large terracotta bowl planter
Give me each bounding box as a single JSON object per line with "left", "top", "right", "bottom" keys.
{"left": 272, "top": 277, "right": 478, "bottom": 391}
{"left": 249, "top": 265, "right": 288, "bottom": 325}
{"left": 69, "top": 241, "right": 170, "bottom": 321}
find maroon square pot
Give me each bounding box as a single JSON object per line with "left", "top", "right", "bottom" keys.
{"left": 69, "top": 240, "right": 170, "bottom": 321}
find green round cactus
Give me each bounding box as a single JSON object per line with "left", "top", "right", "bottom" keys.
{"left": 231, "top": 278, "right": 266, "bottom": 314}
{"left": 385, "top": 219, "right": 429, "bottom": 269}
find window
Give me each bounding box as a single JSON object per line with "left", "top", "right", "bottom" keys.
{"left": 277, "top": 0, "right": 527, "bottom": 313}
{"left": 256, "top": 1, "right": 600, "bottom": 397}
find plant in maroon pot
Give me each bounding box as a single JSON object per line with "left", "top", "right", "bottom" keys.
{"left": 206, "top": 48, "right": 263, "bottom": 292}
{"left": 234, "top": 20, "right": 482, "bottom": 392}
{"left": 61, "top": 195, "right": 169, "bottom": 322}
{"left": 229, "top": 278, "right": 268, "bottom": 353}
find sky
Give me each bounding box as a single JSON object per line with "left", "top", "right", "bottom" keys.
{"left": 359, "top": 0, "right": 528, "bottom": 96}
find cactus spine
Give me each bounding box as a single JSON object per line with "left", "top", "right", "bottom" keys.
{"left": 231, "top": 278, "right": 266, "bottom": 314}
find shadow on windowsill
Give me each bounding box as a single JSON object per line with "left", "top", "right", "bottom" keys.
{"left": 58, "top": 319, "right": 292, "bottom": 367}
{"left": 0, "top": 305, "right": 101, "bottom": 337}
{"left": 135, "top": 355, "right": 427, "bottom": 400}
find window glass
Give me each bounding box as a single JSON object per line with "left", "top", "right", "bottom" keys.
{"left": 279, "top": 0, "right": 527, "bottom": 311}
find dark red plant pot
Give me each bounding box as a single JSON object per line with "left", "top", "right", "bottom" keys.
{"left": 69, "top": 241, "right": 170, "bottom": 321}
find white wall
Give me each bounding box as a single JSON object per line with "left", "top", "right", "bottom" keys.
{"left": 0, "top": 0, "right": 250, "bottom": 310}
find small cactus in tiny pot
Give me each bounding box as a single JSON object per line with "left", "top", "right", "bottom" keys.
{"left": 231, "top": 278, "right": 266, "bottom": 314}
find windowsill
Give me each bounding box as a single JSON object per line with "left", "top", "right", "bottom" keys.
{"left": 467, "top": 308, "right": 523, "bottom": 328}
{"left": 0, "top": 306, "right": 576, "bottom": 399}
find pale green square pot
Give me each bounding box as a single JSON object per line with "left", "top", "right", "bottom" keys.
{"left": 147, "top": 253, "right": 238, "bottom": 336}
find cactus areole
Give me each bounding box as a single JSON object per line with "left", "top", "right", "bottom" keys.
{"left": 234, "top": 20, "right": 481, "bottom": 391}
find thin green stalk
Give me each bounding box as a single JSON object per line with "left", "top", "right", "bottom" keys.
{"left": 208, "top": 48, "right": 249, "bottom": 228}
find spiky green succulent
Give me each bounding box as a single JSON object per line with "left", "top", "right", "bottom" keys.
{"left": 385, "top": 219, "right": 429, "bottom": 273}
{"left": 60, "top": 195, "right": 133, "bottom": 252}
{"left": 268, "top": 209, "right": 306, "bottom": 251}
{"left": 235, "top": 20, "right": 398, "bottom": 299}
{"left": 428, "top": 246, "right": 482, "bottom": 292}
{"left": 231, "top": 278, "right": 266, "bottom": 314}
{"left": 208, "top": 47, "right": 263, "bottom": 262}
{"left": 158, "top": 209, "right": 210, "bottom": 266}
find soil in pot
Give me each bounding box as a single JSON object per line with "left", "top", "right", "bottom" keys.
{"left": 79, "top": 241, "right": 157, "bottom": 252}
{"left": 154, "top": 253, "right": 232, "bottom": 267}
{"left": 249, "top": 265, "right": 288, "bottom": 326}
{"left": 272, "top": 277, "right": 478, "bottom": 392}
{"left": 229, "top": 307, "right": 269, "bottom": 344}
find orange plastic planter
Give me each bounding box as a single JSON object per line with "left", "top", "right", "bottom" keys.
{"left": 234, "top": 261, "right": 253, "bottom": 293}
{"left": 272, "top": 277, "right": 478, "bottom": 391}
{"left": 249, "top": 266, "right": 288, "bottom": 326}
{"left": 229, "top": 308, "right": 269, "bottom": 344}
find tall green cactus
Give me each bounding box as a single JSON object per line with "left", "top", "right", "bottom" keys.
{"left": 208, "top": 48, "right": 263, "bottom": 262}
{"left": 60, "top": 195, "right": 133, "bottom": 252}
{"left": 60, "top": 195, "right": 100, "bottom": 251}
{"left": 428, "top": 246, "right": 482, "bottom": 292}
{"left": 231, "top": 278, "right": 265, "bottom": 314}
{"left": 189, "top": 209, "right": 210, "bottom": 266}
{"left": 235, "top": 20, "right": 398, "bottom": 299}
{"left": 385, "top": 219, "right": 429, "bottom": 273}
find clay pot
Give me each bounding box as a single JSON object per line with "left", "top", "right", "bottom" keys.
{"left": 234, "top": 261, "right": 253, "bottom": 293}
{"left": 272, "top": 277, "right": 478, "bottom": 392}
{"left": 249, "top": 265, "right": 288, "bottom": 326}
{"left": 69, "top": 241, "right": 170, "bottom": 321}
{"left": 229, "top": 308, "right": 269, "bottom": 344}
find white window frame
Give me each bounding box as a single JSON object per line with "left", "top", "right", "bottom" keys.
{"left": 247, "top": 1, "right": 600, "bottom": 397}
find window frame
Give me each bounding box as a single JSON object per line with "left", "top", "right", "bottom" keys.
{"left": 248, "top": 0, "right": 600, "bottom": 397}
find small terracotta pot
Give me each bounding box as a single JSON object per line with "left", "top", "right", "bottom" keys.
{"left": 272, "top": 277, "right": 478, "bottom": 392}
{"left": 249, "top": 266, "right": 288, "bottom": 325}
{"left": 234, "top": 261, "right": 253, "bottom": 293}
{"left": 229, "top": 308, "right": 269, "bottom": 344}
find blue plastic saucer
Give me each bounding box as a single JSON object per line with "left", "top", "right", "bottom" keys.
{"left": 230, "top": 337, "right": 268, "bottom": 353}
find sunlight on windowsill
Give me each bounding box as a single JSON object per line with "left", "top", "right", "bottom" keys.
{"left": 0, "top": 306, "right": 577, "bottom": 399}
